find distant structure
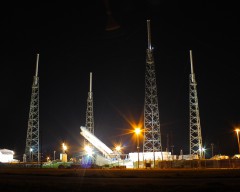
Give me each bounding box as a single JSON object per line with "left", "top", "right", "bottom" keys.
{"left": 143, "top": 20, "right": 162, "bottom": 153}
{"left": 80, "top": 126, "right": 113, "bottom": 159}
{"left": 103, "top": 0, "right": 120, "bottom": 31}
{"left": 189, "top": 50, "right": 203, "bottom": 159}
{"left": 85, "top": 72, "right": 94, "bottom": 135}
{"left": 25, "top": 54, "right": 40, "bottom": 162}
{"left": 0, "top": 149, "right": 15, "bottom": 163}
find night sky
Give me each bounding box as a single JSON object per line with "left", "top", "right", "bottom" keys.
{"left": 1, "top": 1, "right": 240, "bottom": 161}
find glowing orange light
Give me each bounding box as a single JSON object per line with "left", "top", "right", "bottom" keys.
{"left": 235, "top": 128, "right": 240, "bottom": 154}
{"left": 115, "top": 146, "right": 121, "bottom": 151}
{"left": 134, "top": 128, "right": 141, "bottom": 135}
{"left": 62, "top": 143, "right": 67, "bottom": 151}
{"left": 235, "top": 128, "right": 240, "bottom": 133}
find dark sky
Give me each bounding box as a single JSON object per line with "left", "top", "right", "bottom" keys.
{"left": 1, "top": 1, "right": 240, "bottom": 160}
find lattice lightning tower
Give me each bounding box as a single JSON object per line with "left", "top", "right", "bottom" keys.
{"left": 143, "top": 20, "right": 162, "bottom": 153}
{"left": 85, "top": 72, "right": 94, "bottom": 134}
{"left": 189, "top": 50, "right": 203, "bottom": 159}
{"left": 25, "top": 54, "right": 40, "bottom": 162}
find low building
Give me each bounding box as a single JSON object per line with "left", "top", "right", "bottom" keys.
{"left": 0, "top": 149, "right": 14, "bottom": 163}
{"left": 232, "top": 154, "right": 240, "bottom": 159}
{"left": 129, "top": 151, "right": 171, "bottom": 163}
{"left": 210, "top": 154, "right": 229, "bottom": 160}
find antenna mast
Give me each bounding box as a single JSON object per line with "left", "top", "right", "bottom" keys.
{"left": 189, "top": 50, "right": 203, "bottom": 159}
{"left": 25, "top": 54, "right": 40, "bottom": 162}
{"left": 147, "top": 20, "right": 152, "bottom": 50}
{"left": 143, "top": 20, "right": 162, "bottom": 153}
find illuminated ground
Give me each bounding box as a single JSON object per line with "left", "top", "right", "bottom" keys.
{"left": 1, "top": 168, "right": 240, "bottom": 192}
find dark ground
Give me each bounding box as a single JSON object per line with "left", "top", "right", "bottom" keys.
{"left": 1, "top": 168, "right": 240, "bottom": 192}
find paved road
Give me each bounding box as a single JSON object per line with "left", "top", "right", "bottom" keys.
{"left": 1, "top": 174, "right": 240, "bottom": 192}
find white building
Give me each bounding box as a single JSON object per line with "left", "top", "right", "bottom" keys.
{"left": 129, "top": 151, "right": 172, "bottom": 162}
{"left": 0, "top": 149, "right": 14, "bottom": 163}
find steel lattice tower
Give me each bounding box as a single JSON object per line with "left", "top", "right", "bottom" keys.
{"left": 189, "top": 50, "right": 203, "bottom": 159}
{"left": 85, "top": 72, "right": 94, "bottom": 135}
{"left": 25, "top": 54, "right": 40, "bottom": 162}
{"left": 143, "top": 20, "right": 162, "bottom": 153}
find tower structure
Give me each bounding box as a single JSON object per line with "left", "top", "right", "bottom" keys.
{"left": 189, "top": 50, "right": 203, "bottom": 159}
{"left": 25, "top": 54, "right": 40, "bottom": 162}
{"left": 85, "top": 72, "right": 94, "bottom": 134}
{"left": 143, "top": 20, "right": 162, "bottom": 153}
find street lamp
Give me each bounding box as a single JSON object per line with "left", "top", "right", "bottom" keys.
{"left": 115, "top": 145, "right": 121, "bottom": 166}
{"left": 235, "top": 128, "right": 240, "bottom": 154}
{"left": 202, "top": 147, "right": 206, "bottom": 159}
{"left": 115, "top": 146, "right": 121, "bottom": 152}
{"left": 199, "top": 147, "right": 206, "bottom": 159}
{"left": 62, "top": 143, "right": 67, "bottom": 154}
{"left": 134, "top": 127, "right": 141, "bottom": 168}
{"left": 30, "top": 148, "right": 33, "bottom": 162}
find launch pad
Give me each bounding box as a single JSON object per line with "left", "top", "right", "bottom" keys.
{"left": 80, "top": 126, "right": 172, "bottom": 168}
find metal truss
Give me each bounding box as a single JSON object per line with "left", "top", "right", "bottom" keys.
{"left": 25, "top": 54, "right": 40, "bottom": 162}
{"left": 143, "top": 20, "right": 162, "bottom": 153}
{"left": 189, "top": 50, "right": 203, "bottom": 159}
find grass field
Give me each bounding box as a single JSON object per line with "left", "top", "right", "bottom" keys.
{"left": 1, "top": 168, "right": 240, "bottom": 192}
{"left": 1, "top": 167, "right": 240, "bottom": 178}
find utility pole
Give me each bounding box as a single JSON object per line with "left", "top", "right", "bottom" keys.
{"left": 171, "top": 145, "right": 174, "bottom": 155}
{"left": 211, "top": 143, "right": 214, "bottom": 157}
{"left": 166, "top": 134, "right": 169, "bottom": 152}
